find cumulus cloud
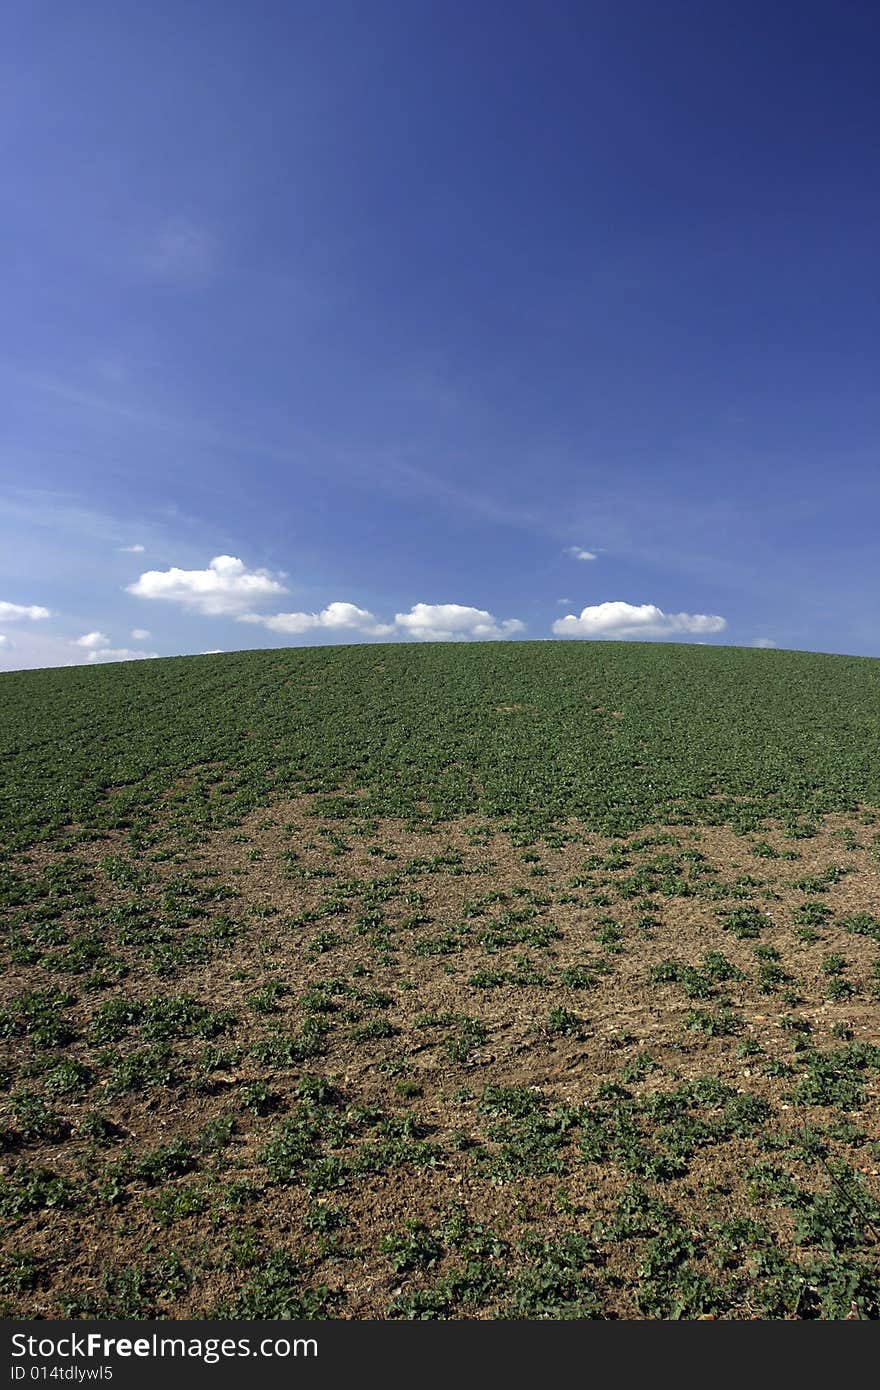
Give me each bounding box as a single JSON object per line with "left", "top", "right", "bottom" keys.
{"left": 394, "top": 603, "right": 525, "bottom": 642}
{"left": 565, "top": 547, "right": 597, "bottom": 562}
{"left": 0, "top": 600, "right": 51, "bottom": 621}
{"left": 86, "top": 647, "right": 159, "bottom": 664}
{"left": 128, "top": 555, "right": 287, "bottom": 616}
{"left": 239, "top": 601, "right": 392, "bottom": 637}
{"left": 130, "top": 628, "right": 151, "bottom": 641}
{"left": 552, "top": 601, "right": 726, "bottom": 641}
{"left": 0, "top": 635, "right": 7, "bottom": 647}
{"left": 74, "top": 631, "right": 110, "bottom": 649}
{"left": 119, "top": 543, "right": 145, "bottom": 554}
{"left": 239, "top": 600, "right": 526, "bottom": 643}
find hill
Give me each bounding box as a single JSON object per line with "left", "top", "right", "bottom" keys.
{"left": 1, "top": 641, "right": 879, "bottom": 1318}
{"left": 4, "top": 640, "right": 880, "bottom": 852}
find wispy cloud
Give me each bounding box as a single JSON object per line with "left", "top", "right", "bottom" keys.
{"left": 130, "top": 628, "right": 152, "bottom": 641}
{"left": 4, "top": 375, "right": 560, "bottom": 543}
{"left": 0, "top": 629, "right": 120, "bottom": 673}
{"left": 0, "top": 600, "right": 51, "bottom": 621}
{"left": 119, "top": 543, "right": 145, "bottom": 554}
{"left": 141, "top": 219, "right": 218, "bottom": 284}
{"left": 565, "top": 546, "right": 598, "bottom": 561}
{"left": 70, "top": 631, "right": 158, "bottom": 662}
{"left": 552, "top": 601, "right": 726, "bottom": 641}
{"left": 378, "top": 458, "right": 545, "bottom": 533}
{"left": 128, "top": 555, "right": 287, "bottom": 617}
{"left": 85, "top": 647, "right": 159, "bottom": 664}
{"left": 0, "top": 490, "right": 226, "bottom": 582}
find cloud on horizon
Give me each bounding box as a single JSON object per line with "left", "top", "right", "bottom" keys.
{"left": 86, "top": 646, "right": 160, "bottom": 664}
{"left": 238, "top": 599, "right": 529, "bottom": 643}
{"left": 552, "top": 601, "right": 726, "bottom": 640}
{"left": 69, "top": 630, "right": 159, "bottom": 663}
{"left": 394, "top": 603, "right": 525, "bottom": 642}
{"left": 239, "top": 601, "right": 392, "bottom": 637}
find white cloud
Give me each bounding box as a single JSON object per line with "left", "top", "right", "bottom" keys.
{"left": 242, "top": 600, "right": 526, "bottom": 643}
{"left": 130, "top": 628, "right": 151, "bottom": 641}
{"left": 119, "top": 543, "right": 145, "bottom": 554}
{"left": 87, "top": 647, "right": 160, "bottom": 664}
{"left": 239, "top": 601, "right": 392, "bottom": 637}
{"left": 317, "top": 601, "right": 389, "bottom": 633}
{"left": 394, "top": 603, "right": 526, "bottom": 642}
{"left": 0, "top": 600, "right": 51, "bottom": 621}
{"left": 552, "top": 601, "right": 726, "bottom": 641}
{"left": 0, "top": 635, "right": 7, "bottom": 647}
{"left": 751, "top": 638, "right": 777, "bottom": 649}
{"left": 128, "top": 555, "right": 287, "bottom": 616}
{"left": 74, "top": 631, "right": 110, "bottom": 649}
{"left": 565, "top": 547, "right": 598, "bottom": 561}
{"left": 201, "top": 649, "right": 224, "bottom": 655}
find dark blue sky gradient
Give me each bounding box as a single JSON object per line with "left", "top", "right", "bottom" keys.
{"left": 1, "top": 2, "right": 878, "bottom": 664}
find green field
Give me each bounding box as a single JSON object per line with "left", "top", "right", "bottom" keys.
{"left": 3, "top": 641, "right": 880, "bottom": 853}
{"left": 2, "top": 641, "right": 879, "bottom": 1319}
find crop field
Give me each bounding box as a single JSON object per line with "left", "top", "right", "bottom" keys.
{"left": 1, "top": 640, "right": 880, "bottom": 1319}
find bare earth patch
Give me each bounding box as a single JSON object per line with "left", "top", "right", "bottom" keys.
{"left": 2, "top": 798, "right": 879, "bottom": 1319}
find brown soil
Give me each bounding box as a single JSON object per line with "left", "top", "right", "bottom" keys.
{"left": 2, "top": 798, "right": 879, "bottom": 1318}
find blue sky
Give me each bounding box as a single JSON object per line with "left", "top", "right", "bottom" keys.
{"left": 2, "top": 0, "right": 879, "bottom": 668}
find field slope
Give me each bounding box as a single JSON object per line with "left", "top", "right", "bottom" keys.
{"left": 1, "top": 641, "right": 879, "bottom": 1318}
